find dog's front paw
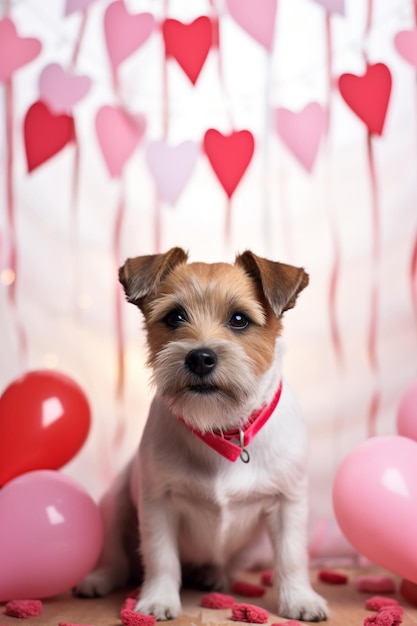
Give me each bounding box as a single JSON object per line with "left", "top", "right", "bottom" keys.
{"left": 136, "top": 590, "right": 181, "bottom": 621}
{"left": 74, "top": 567, "right": 124, "bottom": 598}
{"left": 279, "top": 585, "right": 329, "bottom": 622}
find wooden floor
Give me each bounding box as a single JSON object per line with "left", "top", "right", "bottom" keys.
{"left": 1, "top": 569, "right": 416, "bottom": 626}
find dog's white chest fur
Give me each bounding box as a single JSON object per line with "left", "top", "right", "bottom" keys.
{"left": 132, "top": 380, "right": 308, "bottom": 569}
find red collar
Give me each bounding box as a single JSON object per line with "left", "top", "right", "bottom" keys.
{"left": 178, "top": 380, "right": 283, "bottom": 463}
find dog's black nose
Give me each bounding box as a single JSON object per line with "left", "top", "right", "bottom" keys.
{"left": 185, "top": 348, "right": 217, "bottom": 377}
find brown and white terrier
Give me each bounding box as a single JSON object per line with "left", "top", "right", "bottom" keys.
{"left": 76, "top": 248, "right": 328, "bottom": 622}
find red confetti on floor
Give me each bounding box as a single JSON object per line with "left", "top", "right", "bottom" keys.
{"left": 120, "top": 609, "right": 156, "bottom": 626}
{"left": 231, "top": 602, "right": 268, "bottom": 623}
{"left": 200, "top": 592, "right": 236, "bottom": 609}
{"left": 231, "top": 580, "right": 266, "bottom": 597}
{"left": 5, "top": 600, "right": 43, "bottom": 618}
{"left": 318, "top": 569, "right": 348, "bottom": 584}
{"left": 356, "top": 575, "right": 396, "bottom": 594}
{"left": 365, "top": 596, "right": 399, "bottom": 611}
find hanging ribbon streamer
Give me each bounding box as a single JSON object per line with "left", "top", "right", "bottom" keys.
{"left": 102, "top": 0, "right": 153, "bottom": 444}
{"left": 324, "top": 13, "right": 344, "bottom": 369}
{"left": 1, "top": 15, "right": 41, "bottom": 366}
{"left": 338, "top": 2, "right": 392, "bottom": 436}
{"left": 113, "top": 182, "right": 127, "bottom": 447}
{"left": 5, "top": 77, "right": 28, "bottom": 364}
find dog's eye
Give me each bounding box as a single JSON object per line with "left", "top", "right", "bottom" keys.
{"left": 163, "top": 308, "right": 187, "bottom": 329}
{"left": 228, "top": 312, "right": 250, "bottom": 330}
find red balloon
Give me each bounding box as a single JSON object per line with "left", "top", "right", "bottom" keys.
{"left": 0, "top": 370, "right": 91, "bottom": 486}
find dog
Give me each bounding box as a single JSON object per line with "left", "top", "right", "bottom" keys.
{"left": 75, "top": 247, "right": 328, "bottom": 622}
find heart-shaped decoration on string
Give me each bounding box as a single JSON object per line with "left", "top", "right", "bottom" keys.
{"left": 0, "top": 17, "right": 42, "bottom": 82}
{"left": 146, "top": 140, "right": 199, "bottom": 205}
{"left": 203, "top": 129, "right": 255, "bottom": 198}
{"left": 310, "top": 0, "right": 345, "bottom": 15}
{"left": 275, "top": 102, "right": 327, "bottom": 173}
{"left": 225, "top": 0, "right": 277, "bottom": 52}
{"left": 95, "top": 106, "right": 146, "bottom": 178}
{"left": 24, "top": 102, "right": 75, "bottom": 173}
{"left": 163, "top": 17, "right": 213, "bottom": 85}
{"left": 338, "top": 63, "right": 392, "bottom": 136}
{"left": 39, "top": 64, "right": 91, "bottom": 114}
{"left": 104, "top": 0, "right": 155, "bottom": 70}
{"left": 65, "top": 0, "right": 97, "bottom": 15}
{"left": 394, "top": 29, "right": 417, "bottom": 68}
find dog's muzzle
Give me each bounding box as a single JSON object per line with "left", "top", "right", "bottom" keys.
{"left": 185, "top": 348, "right": 217, "bottom": 377}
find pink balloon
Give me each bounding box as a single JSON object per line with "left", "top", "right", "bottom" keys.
{"left": 0, "top": 470, "right": 103, "bottom": 601}
{"left": 145, "top": 140, "right": 199, "bottom": 206}
{"left": 333, "top": 436, "right": 417, "bottom": 585}
{"left": 275, "top": 102, "right": 327, "bottom": 173}
{"left": 95, "top": 106, "right": 146, "bottom": 178}
{"left": 225, "top": 0, "right": 277, "bottom": 52}
{"left": 397, "top": 380, "right": 417, "bottom": 442}
{"left": 39, "top": 64, "right": 91, "bottom": 114}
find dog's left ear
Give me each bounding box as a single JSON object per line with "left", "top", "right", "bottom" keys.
{"left": 235, "top": 250, "right": 309, "bottom": 317}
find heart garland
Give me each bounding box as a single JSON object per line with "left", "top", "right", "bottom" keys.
{"left": 225, "top": 0, "right": 277, "bottom": 52}
{"left": 146, "top": 140, "right": 199, "bottom": 206}
{"left": 39, "top": 64, "right": 91, "bottom": 114}
{"left": 338, "top": 63, "right": 392, "bottom": 136}
{"left": 310, "top": 0, "right": 345, "bottom": 15}
{"left": 394, "top": 29, "right": 417, "bottom": 68}
{"left": 163, "top": 17, "right": 214, "bottom": 85}
{"left": 203, "top": 129, "right": 255, "bottom": 199}
{"left": 95, "top": 106, "right": 146, "bottom": 178}
{"left": 0, "top": 17, "right": 42, "bottom": 82}
{"left": 275, "top": 102, "right": 327, "bottom": 173}
{"left": 24, "top": 102, "right": 75, "bottom": 173}
{"left": 104, "top": 0, "right": 155, "bottom": 71}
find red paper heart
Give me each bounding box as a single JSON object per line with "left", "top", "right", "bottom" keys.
{"left": 338, "top": 63, "right": 392, "bottom": 136}
{"left": 24, "top": 101, "right": 75, "bottom": 172}
{"left": 203, "top": 129, "right": 255, "bottom": 198}
{"left": 163, "top": 16, "right": 213, "bottom": 85}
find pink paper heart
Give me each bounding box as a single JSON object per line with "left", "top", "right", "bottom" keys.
{"left": 310, "top": 0, "right": 345, "bottom": 15}
{"left": 39, "top": 64, "right": 91, "bottom": 114}
{"left": 104, "top": 0, "right": 155, "bottom": 70}
{"left": 275, "top": 102, "right": 327, "bottom": 173}
{"left": 394, "top": 29, "right": 417, "bottom": 68}
{"left": 95, "top": 106, "right": 146, "bottom": 178}
{"left": 65, "top": 0, "right": 97, "bottom": 15}
{"left": 145, "top": 141, "right": 199, "bottom": 206}
{"left": 0, "top": 17, "right": 42, "bottom": 82}
{"left": 225, "top": 0, "right": 277, "bottom": 52}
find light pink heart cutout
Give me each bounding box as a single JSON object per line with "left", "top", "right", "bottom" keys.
{"left": 104, "top": 0, "right": 155, "bottom": 70}
{"left": 39, "top": 64, "right": 91, "bottom": 114}
{"left": 275, "top": 102, "right": 327, "bottom": 173}
{"left": 0, "top": 17, "right": 42, "bottom": 82}
{"left": 394, "top": 29, "right": 417, "bottom": 68}
{"left": 310, "top": 0, "right": 345, "bottom": 15}
{"left": 95, "top": 106, "right": 146, "bottom": 178}
{"left": 225, "top": 0, "right": 277, "bottom": 52}
{"left": 146, "top": 141, "right": 199, "bottom": 206}
{"left": 65, "top": 0, "right": 97, "bottom": 15}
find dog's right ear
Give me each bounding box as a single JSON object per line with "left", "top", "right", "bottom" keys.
{"left": 119, "top": 247, "right": 188, "bottom": 309}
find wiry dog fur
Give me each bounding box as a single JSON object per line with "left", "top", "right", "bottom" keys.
{"left": 75, "top": 248, "right": 328, "bottom": 622}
